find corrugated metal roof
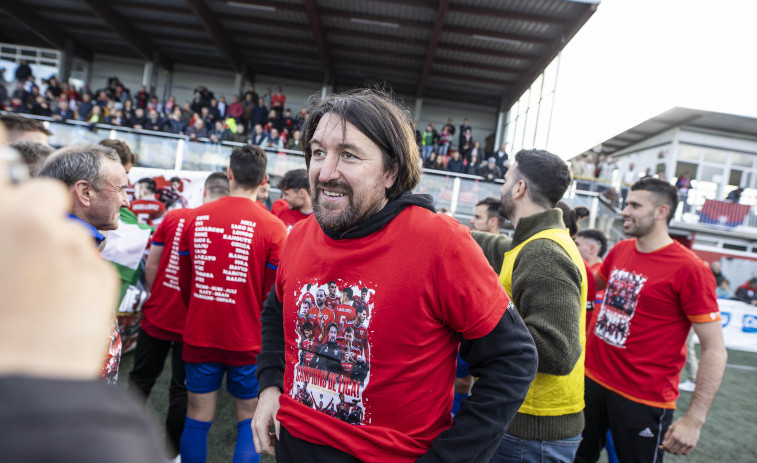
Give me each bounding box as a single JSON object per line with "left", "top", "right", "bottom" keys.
{"left": 0, "top": 0, "right": 597, "bottom": 108}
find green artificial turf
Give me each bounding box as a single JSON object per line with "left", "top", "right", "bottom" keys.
{"left": 120, "top": 347, "right": 757, "bottom": 463}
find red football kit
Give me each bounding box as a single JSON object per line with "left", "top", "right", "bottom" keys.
{"left": 275, "top": 208, "right": 509, "bottom": 462}
{"left": 141, "top": 208, "right": 193, "bottom": 342}
{"left": 179, "top": 197, "right": 287, "bottom": 365}
{"left": 130, "top": 199, "right": 166, "bottom": 226}
{"left": 307, "top": 306, "right": 335, "bottom": 343}
{"left": 271, "top": 198, "right": 312, "bottom": 234}
{"left": 587, "top": 239, "right": 720, "bottom": 408}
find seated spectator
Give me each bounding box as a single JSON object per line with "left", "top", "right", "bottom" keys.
{"left": 143, "top": 109, "right": 164, "bottom": 131}
{"left": 209, "top": 120, "right": 228, "bottom": 142}
{"left": 87, "top": 105, "right": 103, "bottom": 124}
{"left": 295, "top": 107, "right": 307, "bottom": 131}
{"left": 165, "top": 108, "right": 187, "bottom": 134}
{"left": 52, "top": 100, "right": 74, "bottom": 121}
{"left": 446, "top": 150, "right": 465, "bottom": 173}
{"left": 265, "top": 127, "right": 283, "bottom": 150}
{"left": 132, "top": 108, "right": 147, "bottom": 129}
{"left": 717, "top": 279, "right": 734, "bottom": 299}
{"left": 493, "top": 144, "right": 508, "bottom": 172}
{"left": 107, "top": 109, "right": 125, "bottom": 126}
{"left": 30, "top": 95, "right": 51, "bottom": 117}
{"left": 466, "top": 153, "right": 481, "bottom": 175}
{"left": 122, "top": 99, "right": 136, "bottom": 126}
{"left": 424, "top": 150, "right": 439, "bottom": 169}
{"left": 77, "top": 93, "right": 94, "bottom": 121}
{"left": 208, "top": 98, "right": 222, "bottom": 122}
{"left": 136, "top": 85, "right": 150, "bottom": 109}
{"left": 228, "top": 123, "right": 248, "bottom": 143}
{"left": 433, "top": 152, "right": 446, "bottom": 170}
{"left": 186, "top": 119, "right": 208, "bottom": 140}
{"left": 164, "top": 95, "right": 177, "bottom": 114}
{"left": 285, "top": 130, "right": 304, "bottom": 151}
{"left": 251, "top": 123, "right": 268, "bottom": 146}
{"left": 469, "top": 141, "right": 482, "bottom": 164}
{"left": 711, "top": 261, "right": 726, "bottom": 286}
{"left": 735, "top": 276, "right": 757, "bottom": 305}
{"left": 480, "top": 157, "right": 503, "bottom": 181}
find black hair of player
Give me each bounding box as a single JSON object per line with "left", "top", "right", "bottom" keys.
{"left": 577, "top": 229, "right": 608, "bottom": 257}
{"left": 204, "top": 171, "right": 230, "bottom": 197}
{"left": 476, "top": 196, "right": 505, "bottom": 224}
{"left": 301, "top": 88, "right": 421, "bottom": 200}
{"left": 556, "top": 200, "right": 578, "bottom": 237}
{"left": 342, "top": 287, "right": 353, "bottom": 299}
{"left": 170, "top": 176, "right": 182, "bottom": 183}
{"left": 137, "top": 177, "right": 157, "bottom": 194}
{"left": 278, "top": 168, "right": 309, "bottom": 191}
{"left": 514, "top": 149, "right": 572, "bottom": 208}
{"left": 361, "top": 287, "right": 368, "bottom": 294}
{"left": 328, "top": 280, "right": 336, "bottom": 286}
{"left": 99, "top": 139, "right": 137, "bottom": 167}
{"left": 630, "top": 177, "right": 679, "bottom": 224}
{"left": 229, "top": 144, "right": 267, "bottom": 189}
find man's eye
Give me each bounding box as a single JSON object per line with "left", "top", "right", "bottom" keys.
{"left": 342, "top": 152, "right": 356, "bottom": 160}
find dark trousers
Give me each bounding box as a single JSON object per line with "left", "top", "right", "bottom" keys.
{"left": 575, "top": 377, "right": 674, "bottom": 463}
{"left": 128, "top": 328, "right": 187, "bottom": 457}
{"left": 275, "top": 425, "right": 361, "bottom": 463}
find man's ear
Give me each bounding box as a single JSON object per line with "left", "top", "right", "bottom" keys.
{"left": 259, "top": 173, "right": 269, "bottom": 187}
{"left": 227, "top": 167, "right": 234, "bottom": 182}
{"left": 384, "top": 162, "right": 399, "bottom": 190}
{"left": 513, "top": 179, "right": 527, "bottom": 200}
{"left": 71, "top": 180, "right": 92, "bottom": 207}
{"left": 656, "top": 204, "right": 670, "bottom": 222}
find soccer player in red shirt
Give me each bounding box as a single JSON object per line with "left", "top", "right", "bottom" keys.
{"left": 308, "top": 288, "right": 335, "bottom": 343}
{"left": 324, "top": 280, "right": 341, "bottom": 311}
{"left": 130, "top": 177, "right": 166, "bottom": 226}
{"left": 271, "top": 168, "right": 312, "bottom": 233}
{"left": 128, "top": 172, "right": 228, "bottom": 458}
{"left": 576, "top": 179, "right": 727, "bottom": 462}
{"left": 178, "top": 145, "right": 287, "bottom": 463}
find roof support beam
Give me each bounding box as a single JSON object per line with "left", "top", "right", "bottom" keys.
{"left": 185, "top": 0, "right": 247, "bottom": 73}
{"left": 445, "top": 5, "right": 568, "bottom": 26}
{"left": 81, "top": 0, "right": 172, "bottom": 70}
{"left": 0, "top": 1, "right": 92, "bottom": 60}
{"left": 303, "top": 0, "right": 332, "bottom": 84}
{"left": 503, "top": 4, "right": 597, "bottom": 110}
{"left": 417, "top": 0, "right": 448, "bottom": 98}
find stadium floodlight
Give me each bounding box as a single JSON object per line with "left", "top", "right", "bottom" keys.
{"left": 472, "top": 35, "right": 521, "bottom": 46}
{"left": 350, "top": 18, "right": 399, "bottom": 29}
{"left": 227, "top": 1, "right": 276, "bottom": 12}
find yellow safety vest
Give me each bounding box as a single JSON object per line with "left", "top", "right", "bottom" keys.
{"left": 500, "top": 228, "right": 587, "bottom": 416}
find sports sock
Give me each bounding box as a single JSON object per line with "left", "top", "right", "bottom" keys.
{"left": 452, "top": 392, "right": 468, "bottom": 416}
{"left": 233, "top": 418, "right": 260, "bottom": 463}
{"left": 179, "top": 416, "right": 212, "bottom": 463}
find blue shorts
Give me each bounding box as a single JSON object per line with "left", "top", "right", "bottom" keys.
{"left": 185, "top": 362, "right": 258, "bottom": 399}
{"left": 456, "top": 352, "right": 470, "bottom": 378}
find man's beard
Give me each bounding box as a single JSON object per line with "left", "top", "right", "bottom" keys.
{"left": 311, "top": 179, "right": 383, "bottom": 233}
{"left": 499, "top": 189, "right": 515, "bottom": 221}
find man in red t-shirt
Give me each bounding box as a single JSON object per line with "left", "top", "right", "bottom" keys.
{"left": 177, "top": 145, "right": 287, "bottom": 463}
{"left": 130, "top": 177, "right": 166, "bottom": 226}
{"left": 252, "top": 90, "right": 537, "bottom": 462}
{"left": 576, "top": 178, "right": 727, "bottom": 462}
{"left": 271, "top": 168, "right": 313, "bottom": 234}
{"left": 127, "top": 172, "right": 228, "bottom": 458}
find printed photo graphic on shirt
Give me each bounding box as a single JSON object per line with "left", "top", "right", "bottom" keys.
{"left": 291, "top": 280, "right": 374, "bottom": 425}
{"left": 594, "top": 268, "right": 647, "bottom": 347}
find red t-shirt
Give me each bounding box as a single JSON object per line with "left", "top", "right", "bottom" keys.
{"left": 275, "top": 207, "right": 508, "bottom": 462}
{"left": 130, "top": 199, "right": 166, "bottom": 226}
{"left": 141, "top": 208, "right": 192, "bottom": 342}
{"left": 271, "top": 198, "right": 312, "bottom": 234}
{"left": 180, "top": 197, "right": 287, "bottom": 365}
{"left": 586, "top": 239, "right": 720, "bottom": 408}
{"left": 333, "top": 303, "right": 357, "bottom": 330}
{"left": 583, "top": 258, "right": 597, "bottom": 335}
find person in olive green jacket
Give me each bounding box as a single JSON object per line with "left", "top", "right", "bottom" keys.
{"left": 471, "top": 149, "right": 586, "bottom": 462}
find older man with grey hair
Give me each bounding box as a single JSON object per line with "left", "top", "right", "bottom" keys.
{"left": 39, "top": 143, "right": 130, "bottom": 385}
{"left": 40, "top": 143, "right": 130, "bottom": 246}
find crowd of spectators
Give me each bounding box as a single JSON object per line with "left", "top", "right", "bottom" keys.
{"left": 1, "top": 61, "right": 516, "bottom": 181}
{"left": 413, "top": 118, "right": 509, "bottom": 181}
{"left": 0, "top": 62, "right": 307, "bottom": 151}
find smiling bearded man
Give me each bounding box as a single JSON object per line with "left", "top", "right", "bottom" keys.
{"left": 252, "top": 89, "right": 538, "bottom": 463}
